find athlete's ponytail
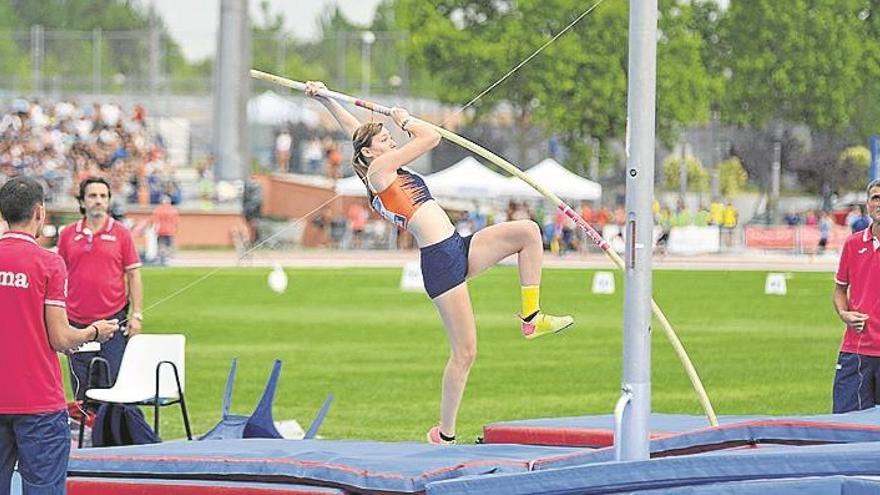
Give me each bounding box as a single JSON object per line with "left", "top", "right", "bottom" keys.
{"left": 351, "top": 122, "right": 384, "bottom": 202}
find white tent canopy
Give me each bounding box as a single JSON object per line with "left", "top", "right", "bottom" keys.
{"left": 247, "top": 90, "right": 319, "bottom": 127}
{"left": 425, "top": 157, "right": 518, "bottom": 199}
{"left": 335, "top": 174, "right": 367, "bottom": 197}
{"left": 507, "top": 158, "right": 602, "bottom": 201}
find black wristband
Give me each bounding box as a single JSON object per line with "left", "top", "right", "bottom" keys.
{"left": 91, "top": 324, "right": 99, "bottom": 342}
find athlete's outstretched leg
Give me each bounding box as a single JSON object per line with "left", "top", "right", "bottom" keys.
{"left": 466, "top": 220, "right": 573, "bottom": 338}
{"left": 428, "top": 283, "right": 477, "bottom": 444}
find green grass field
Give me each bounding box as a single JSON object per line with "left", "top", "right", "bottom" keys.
{"left": 66, "top": 266, "right": 843, "bottom": 443}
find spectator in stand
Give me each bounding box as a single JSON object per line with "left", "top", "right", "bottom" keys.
{"left": 152, "top": 195, "right": 179, "bottom": 266}
{"left": 849, "top": 205, "right": 870, "bottom": 233}
{"left": 783, "top": 210, "right": 801, "bottom": 227}
{"left": 346, "top": 202, "right": 368, "bottom": 249}
{"left": 804, "top": 209, "right": 818, "bottom": 226}
{"left": 613, "top": 206, "right": 626, "bottom": 229}
{"left": 580, "top": 201, "right": 593, "bottom": 225}
{"left": 831, "top": 179, "right": 880, "bottom": 413}
{"left": 243, "top": 176, "right": 264, "bottom": 244}
{"left": 0, "top": 98, "right": 166, "bottom": 208}
{"left": 593, "top": 206, "right": 611, "bottom": 232}
{"left": 722, "top": 201, "right": 737, "bottom": 229}
{"left": 709, "top": 200, "right": 724, "bottom": 226}
{"left": 302, "top": 136, "right": 323, "bottom": 174}
{"left": 817, "top": 210, "right": 832, "bottom": 254}
{"left": 721, "top": 201, "right": 738, "bottom": 248}
{"left": 0, "top": 177, "right": 117, "bottom": 495}
{"left": 58, "top": 177, "right": 143, "bottom": 403}
{"left": 323, "top": 137, "right": 343, "bottom": 181}
{"left": 275, "top": 129, "right": 292, "bottom": 173}
{"left": 693, "top": 207, "right": 711, "bottom": 227}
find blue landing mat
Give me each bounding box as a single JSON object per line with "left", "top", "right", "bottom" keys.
{"left": 68, "top": 439, "right": 585, "bottom": 494}
{"left": 637, "top": 475, "right": 880, "bottom": 495}
{"left": 425, "top": 441, "right": 880, "bottom": 494}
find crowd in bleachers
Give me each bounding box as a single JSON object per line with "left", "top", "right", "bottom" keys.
{"left": 0, "top": 98, "right": 180, "bottom": 207}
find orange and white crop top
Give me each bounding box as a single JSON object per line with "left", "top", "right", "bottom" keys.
{"left": 369, "top": 169, "right": 434, "bottom": 229}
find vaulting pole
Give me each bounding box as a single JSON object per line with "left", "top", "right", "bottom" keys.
{"left": 250, "top": 69, "right": 718, "bottom": 427}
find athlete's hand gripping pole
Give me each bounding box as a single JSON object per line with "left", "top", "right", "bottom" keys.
{"left": 251, "top": 69, "right": 718, "bottom": 427}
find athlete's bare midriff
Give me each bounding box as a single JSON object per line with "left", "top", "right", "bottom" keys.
{"left": 406, "top": 200, "right": 456, "bottom": 247}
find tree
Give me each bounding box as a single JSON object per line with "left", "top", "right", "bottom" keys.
{"left": 720, "top": 0, "right": 879, "bottom": 133}
{"left": 0, "top": 2, "right": 28, "bottom": 85}
{"left": 397, "top": 0, "right": 713, "bottom": 171}
{"left": 663, "top": 154, "right": 708, "bottom": 193}
{"left": 717, "top": 157, "right": 747, "bottom": 197}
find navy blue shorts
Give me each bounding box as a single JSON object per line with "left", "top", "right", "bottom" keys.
{"left": 420, "top": 232, "right": 473, "bottom": 299}
{"left": 833, "top": 352, "right": 880, "bottom": 413}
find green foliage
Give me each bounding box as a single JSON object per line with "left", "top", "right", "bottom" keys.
{"left": 836, "top": 145, "right": 870, "bottom": 190}
{"left": 663, "top": 153, "right": 708, "bottom": 192}
{"left": 717, "top": 157, "right": 748, "bottom": 197}
{"left": 838, "top": 145, "right": 870, "bottom": 169}
{"left": 719, "top": 0, "right": 880, "bottom": 136}
{"left": 397, "top": 0, "right": 712, "bottom": 170}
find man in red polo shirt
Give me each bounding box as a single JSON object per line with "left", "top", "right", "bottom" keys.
{"left": 58, "top": 177, "right": 143, "bottom": 400}
{"left": 832, "top": 178, "right": 880, "bottom": 413}
{"left": 0, "top": 177, "right": 117, "bottom": 494}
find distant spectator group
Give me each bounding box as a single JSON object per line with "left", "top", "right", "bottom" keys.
{"left": 0, "top": 98, "right": 180, "bottom": 208}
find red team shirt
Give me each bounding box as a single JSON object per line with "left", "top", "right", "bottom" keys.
{"left": 836, "top": 225, "right": 880, "bottom": 356}
{"left": 0, "top": 232, "right": 68, "bottom": 414}
{"left": 57, "top": 217, "right": 141, "bottom": 323}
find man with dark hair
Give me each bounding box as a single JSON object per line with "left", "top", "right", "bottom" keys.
{"left": 832, "top": 178, "right": 880, "bottom": 412}
{"left": 0, "top": 176, "right": 117, "bottom": 494}
{"left": 58, "top": 177, "right": 143, "bottom": 400}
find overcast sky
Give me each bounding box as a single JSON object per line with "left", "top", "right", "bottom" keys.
{"left": 148, "top": 0, "right": 382, "bottom": 61}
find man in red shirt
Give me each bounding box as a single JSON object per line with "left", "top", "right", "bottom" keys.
{"left": 0, "top": 177, "right": 117, "bottom": 494}
{"left": 152, "top": 195, "right": 179, "bottom": 266}
{"left": 832, "top": 178, "right": 880, "bottom": 413}
{"left": 58, "top": 177, "right": 143, "bottom": 400}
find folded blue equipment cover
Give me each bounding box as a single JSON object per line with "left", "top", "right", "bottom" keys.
{"left": 69, "top": 439, "right": 585, "bottom": 493}
{"left": 483, "top": 407, "right": 880, "bottom": 447}
{"left": 426, "top": 441, "right": 880, "bottom": 495}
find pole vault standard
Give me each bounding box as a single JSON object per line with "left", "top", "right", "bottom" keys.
{"left": 249, "top": 69, "right": 718, "bottom": 428}
{"left": 619, "top": 0, "right": 657, "bottom": 461}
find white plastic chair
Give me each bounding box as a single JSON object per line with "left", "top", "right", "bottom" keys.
{"left": 78, "top": 334, "right": 192, "bottom": 446}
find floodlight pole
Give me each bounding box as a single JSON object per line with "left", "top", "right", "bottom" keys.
{"left": 616, "top": 0, "right": 658, "bottom": 462}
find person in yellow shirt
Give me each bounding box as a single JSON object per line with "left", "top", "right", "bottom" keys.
{"left": 709, "top": 201, "right": 724, "bottom": 226}
{"left": 722, "top": 201, "right": 738, "bottom": 248}
{"left": 722, "top": 201, "right": 737, "bottom": 228}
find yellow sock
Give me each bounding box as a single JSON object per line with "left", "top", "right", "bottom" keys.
{"left": 521, "top": 285, "right": 540, "bottom": 318}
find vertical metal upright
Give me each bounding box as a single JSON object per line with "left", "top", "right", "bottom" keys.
{"left": 213, "top": 0, "right": 250, "bottom": 181}
{"left": 616, "top": 0, "right": 658, "bottom": 462}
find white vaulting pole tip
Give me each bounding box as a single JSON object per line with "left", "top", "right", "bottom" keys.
{"left": 268, "top": 263, "right": 289, "bottom": 294}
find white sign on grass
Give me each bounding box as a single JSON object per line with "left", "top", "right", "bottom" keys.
{"left": 400, "top": 261, "right": 425, "bottom": 292}
{"left": 765, "top": 273, "right": 788, "bottom": 295}
{"left": 592, "top": 271, "right": 616, "bottom": 295}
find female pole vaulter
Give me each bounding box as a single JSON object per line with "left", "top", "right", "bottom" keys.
{"left": 306, "top": 81, "right": 573, "bottom": 445}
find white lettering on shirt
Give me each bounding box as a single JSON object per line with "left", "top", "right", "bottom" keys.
{"left": 0, "top": 271, "right": 29, "bottom": 288}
